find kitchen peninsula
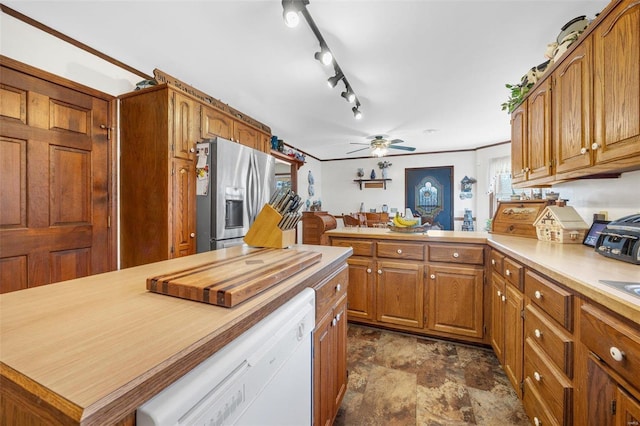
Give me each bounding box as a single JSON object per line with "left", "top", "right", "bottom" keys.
{"left": 326, "top": 227, "right": 640, "bottom": 425}
{"left": 0, "top": 245, "right": 351, "bottom": 425}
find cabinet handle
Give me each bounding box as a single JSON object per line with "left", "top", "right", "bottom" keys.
{"left": 190, "top": 232, "right": 195, "bottom": 238}
{"left": 591, "top": 142, "right": 601, "bottom": 150}
{"left": 336, "top": 284, "right": 341, "bottom": 292}
{"left": 534, "top": 416, "right": 542, "bottom": 426}
{"left": 609, "top": 346, "right": 625, "bottom": 362}
{"left": 397, "top": 249, "right": 403, "bottom": 254}
{"left": 501, "top": 295, "right": 506, "bottom": 302}
{"left": 580, "top": 147, "right": 588, "bottom": 155}
{"left": 378, "top": 269, "right": 382, "bottom": 275}
{"left": 505, "top": 269, "right": 511, "bottom": 276}
{"left": 366, "top": 268, "right": 372, "bottom": 273}
{"left": 533, "top": 371, "right": 542, "bottom": 382}
{"left": 534, "top": 290, "right": 542, "bottom": 300}
{"left": 534, "top": 329, "right": 543, "bottom": 338}
{"left": 491, "top": 259, "right": 496, "bottom": 265}
{"left": 430, "top": 274, "right": 436, "bottom": 279}
{"left": 452, "top": 252, "right": 459, "bottom": 258}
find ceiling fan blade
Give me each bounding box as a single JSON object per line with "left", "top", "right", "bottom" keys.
{"left": 388, "top": 145, "right": 416, "bottom": 151}
{"left": 350, "top": 142, "right": 371, "bottom": 146}
{"left": 389, "top": 139, "right": 405, "bottom": 145}
{"left": 346, "top": 147, "right": 370, "bottom": 154}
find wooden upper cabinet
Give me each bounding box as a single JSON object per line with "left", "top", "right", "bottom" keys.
{"left": 553, "top": 38, "right": 593, "bottom": 175}
{"left": 172, "top": 91, "right": 197, "bottom": 160}
{"left": 200, "top": 105, "right": 232, "bottom": 140}
{"left": 527, "top": 78, "right": 553, "bottom": 182}
{"left": 233, "top": 120, "right": 260, "bottom": 150}
{"left": 592, "top": 0, "right": 640, "bottom": 164}
{"left": 511, "top": 102, "right": 528, "bottom": 184}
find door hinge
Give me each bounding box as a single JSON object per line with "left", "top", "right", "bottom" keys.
{"left": 483, "top": 324, "right": 487, "bottom": 335}
{"left": 99, "top": 124, "right": 111, "bottom": 140}
{"left": 520, "top": 381, "right": 524, "bottom": 393}
{"left": 610, "top": 399, "right": 617, "bottom": 415}
{"left": 107, "top": 215, "right": 111, "bottom": 228}
{"left": 171, "top": 165, "right": 175, "bottom": 176}
{"left": 520, "top": 309, "right": 525, "bottom": 320}
{"left": 170, "top": 246, "right": 174, "bottom": 255}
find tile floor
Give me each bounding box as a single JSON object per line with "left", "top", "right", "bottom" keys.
{"left": 334, "top": 323, "right": 530, "bottom": 426}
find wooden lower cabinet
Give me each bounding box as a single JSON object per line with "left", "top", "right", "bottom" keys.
{"left": 346, "top": 256, "right": 375, "bottom": 321}
{"left": 504, "top": 283, "right": 524, "bottom": 398}
{"left": 376, "top": 260, "right": 425, "bottom": 329}
{"left": 426, "top": 263, "right": 484, "bottom": 338}
{"left": 313, "top": 294, "right": 347, "bottom": 426}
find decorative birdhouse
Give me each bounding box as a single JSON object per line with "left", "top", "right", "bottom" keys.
{"left": 533, "top": 205, "right": 589, "bottom": 243}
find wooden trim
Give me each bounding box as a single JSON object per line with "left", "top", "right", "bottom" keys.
{"left": 0, "top": 4, "right": 151, "bottom": 80}
{"left": 108, "top": 98, "right": 118, "bottom": 270}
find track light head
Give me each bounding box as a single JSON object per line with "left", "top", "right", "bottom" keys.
{"left": 327, "top": 72, "right": 343, "bottom": 89}
{"left": 282, "top": 0, "right": 305, "bottom": 28}
{"left": 314, "top": 46, "right": 333, "bottom": 66}
{"left": 352, "top": 106, "right": 363, "bottom": 120}
{"left": 341, "top": 88, "right": 355, "bottom": 103}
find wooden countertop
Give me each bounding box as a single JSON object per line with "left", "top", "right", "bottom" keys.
{"left": 0, "top": 245, "right": 351, "bottom": 425}
{"left": 326, "top": 228, "right": 639, "bottom": 325}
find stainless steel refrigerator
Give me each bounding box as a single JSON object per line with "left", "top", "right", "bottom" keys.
{"left": 196, "top": 137, "right": 275, "bottom": 251}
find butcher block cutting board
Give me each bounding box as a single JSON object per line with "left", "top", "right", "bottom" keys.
{"left": 146, "top": 249, "right": 322, "bottom": 307}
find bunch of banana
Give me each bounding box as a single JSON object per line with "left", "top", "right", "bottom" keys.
{"left": 392, "top": 215, "right": 419, "bottom": 228}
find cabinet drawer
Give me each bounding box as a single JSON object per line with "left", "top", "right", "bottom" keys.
{"left": 331, "top": 238, "right": 374, "bottom": 257}
{"left": 490, "top": 250, "right": 504, "bottom": 275}
{"left": 525, "top": 304, "right": 574, "bottom": 377}
{"left": 377, "top": 241, "right": 425, "bottom": 261}
{"left": 525, "top": 271, "right": 573, "bottom": 331}
{"left": 523, "top": 377, "right": 561, "bottom": 426}
{"left": 503, "top": 257, "right": 524, "bottom": 291}
{"left": 315, "top": 266, "right": 348, "bottom": 321}
{"left": 524, "top": 339, "right": 572, "bottom": 425}
{"left": 581, "top": 303, "right": 640, "bottom": 386}
{"left": 428, "top": 244, "right": 484, "bottom": 265}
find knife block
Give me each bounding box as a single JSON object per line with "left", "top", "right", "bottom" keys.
{"left": 244, "top": 204, "right": 297, "bottom": 249}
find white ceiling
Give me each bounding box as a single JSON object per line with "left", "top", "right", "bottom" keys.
{"left": 6, "top": 0, "right": 608, "bottom": 160}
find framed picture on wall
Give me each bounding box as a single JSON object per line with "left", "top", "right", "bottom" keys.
{"left": 405, "top": 166, "right": 454, "bottom": 230}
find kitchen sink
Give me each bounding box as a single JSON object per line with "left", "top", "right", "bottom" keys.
{"left": 599, "top": 280, "right": 640, "bottom": 298}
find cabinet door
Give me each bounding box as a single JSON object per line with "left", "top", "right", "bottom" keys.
{"left": 171, "top": 158, "right": 196, "bottom": 258}
{"left": 427, "top": 264, "right": 484, "bottom": 338}
{"left": 376, "top": 260, "right": 424, "bottom": 329}
{"left": 510, "top": 102, "right": 528, "bottom": 184}
{"left": 332, "top": 296, "right": 348, "bottom": 419}
{"left": 553, "top": 38, "right": 593, "bottom": 175}
{"left": 346, "top": 257, "right": 375, "bottom": 321}
{"left": 592, "top": 0, "right": 640, "bottom": 164}
{"left": 200, "top": 105, "right": 233, "bottom": 140}
{"left": 233, "top": 120, "right": 260, "bottom": 150}
{"left": 527, "top": 79, "right": 553, "bottom": 182}
{"left": 586, "top": 356, "right": 616, "bottom": 426}
{"left": 504, "top": 284, "right": 524, "bottom": 398}
{"left": 491, "top": 272, "right": 506, "bottom": 363}
{"left": 313, "top": 310, "right": 334, "bottom": 426}
{"left": 172, "top": 91, "right": 197, "bottom": 160}
{"left": 259, "top": 131, "right": 271, "bottom": 154}
{"left": 617, "top": 387, "right": 640, "bottom": 426}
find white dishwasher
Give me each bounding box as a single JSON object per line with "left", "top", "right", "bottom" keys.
{"left": 137, "top": 288, "right": 315, "bottom": 426}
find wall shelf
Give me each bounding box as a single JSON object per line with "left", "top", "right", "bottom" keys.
{"left": 353, "top": 179, "right": 391, "bottom": 190}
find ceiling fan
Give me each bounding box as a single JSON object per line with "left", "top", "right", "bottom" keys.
{"left": 346, "top": 135, "right": 416, "bottom": 157}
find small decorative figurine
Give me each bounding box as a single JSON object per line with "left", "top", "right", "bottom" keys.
{"left": 370, "top": 169, "right": 376, "bottom": 179}
{"left": 357, "top": 168, "right": 364, "bottom": 178}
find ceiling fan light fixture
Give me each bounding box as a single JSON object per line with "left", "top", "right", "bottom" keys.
{"left": 372, "top": 146, "right": 387, "bottom": 157}
{"left": 352, "top": 106, "right": 362, "bottom": 120}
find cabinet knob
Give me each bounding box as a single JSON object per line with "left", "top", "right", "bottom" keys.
{"left": 609, "top": 346, "right": 625, "bottom": 362}
{"left": 491, "top": 259, "right": 496, "bottom": 265}
{"left": 190, "top": 232, "right": 195, "bottom": 238}
{"left": 336, "top": 312, "right": 341, "bottom": 322}
{"left": 190, "top": 147, "right": 196, "bottom": 153}
{"left": 336, "top": 284, "right": 341, "bottom": 292}
{"left": 580, "top": 147, "right": 588, "bottom": 155}
{"left": 497, "top": 290, "right": 502, "bottom": 297}
{"left": 505, "top": 269, "right": 511, "bottom": 276}
{"left": 534, "top": 416, "right": 542, "bottom": 426}
{"left": 430, "top": 274, "right": 436, "bottom": 279}
{"left": 397, "top": 249, "right": 403, "bottom": 254}
{"left": 591, "top": 142, "right": 601, "bottom": 150}
{"left": 533, "top": 371, "right": 542, "bottom": 382}
{"left": 452, "top": 252, "right": 459, "bottom": 258}
{"left": 332, "top": 318, "right": 337, "bottom": 326}
{"left": 524, "top": 167, "right": 530, "bottom": 172}
{"left": 534, "top": 329, "right": 543, "bottom": 339}
{"left": 367, "top": 268, "right": 372, "bottom": 273}
{"left": 534, "top": 290, "right": 542, "bottom": 300}
{"left": 501, "top": 295, "right": 506, "bottom": 302}
{"left": 378, "top": 269, "right": 382, "bottom": 275}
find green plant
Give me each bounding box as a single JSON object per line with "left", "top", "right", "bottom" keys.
{"left": 378, "top": 161, "right": 392, "bottom": 169}
{"left": 501, "top": 81, "right": 534, "bottom": 114}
